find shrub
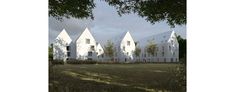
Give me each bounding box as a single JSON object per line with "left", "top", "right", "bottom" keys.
{"left": 66, "top": 60, "right": 98, "bottom": 64}
{"left": 50, "top": 60, "right": 64, "bottom": 65}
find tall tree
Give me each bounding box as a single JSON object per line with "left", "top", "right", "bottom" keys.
{"left": 49, "top": 0, "right": 186, "bottom": 27}
{"left": 49, "top": 0, "right": 95, "bottom": 20}
{"left": 177, "top": 35, "right": 186, "bottom": 60}
{"left": 104, "top": 0, "right": 186, "bottom": 27}
{"left": 134, "top": 46, "right": 141, "bottom": 61}
{"left": 49, "top": 44, "right": 53, "bottom": 61}
{"left": 146, "top": 40, "right": 157, "bottom": 61}
{"left": 104, "top": 40, "right": 115, "bottom": 61}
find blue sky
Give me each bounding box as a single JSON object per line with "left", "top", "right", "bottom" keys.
{"left": 49, "top": 0, "right": 186, "bottom": 44}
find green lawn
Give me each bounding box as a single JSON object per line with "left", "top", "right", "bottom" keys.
{"left": 49, "top": 64, "right": 183, "bottom": 92}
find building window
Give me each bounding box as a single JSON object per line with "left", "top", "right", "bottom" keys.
{"left": 88, "top": 51, "right": 92, "bottom": 56}
{"left": 86, "top": 39, "right": 90, "bottom": 44}
{"left": 66, "top": 46, "right": 70, "bottom": 51}
{"left": 162, "top": 52, "right": 164, "bottom": 57}
{"left": 171, "top": 58, "right": 173, "bottom": 62}
{"left": 127, "top": 41, "right": 130, "bottom": 46}
{"left": 162, "top": 46, "right": 164, "bottom": 51}
{"left": 123, "top": 46, "right": 125, "bottom": 51}
{"left": 155, "top": 52, "right": 157, "bottom": 56}
{"left": 164, "top": 58, "right": 166, "bottom": 62}
{"left": 173, "top": 52, "right": 175, "bottom": 56}
{"left": 169, "top": 46, "right": 171, "bottom": 50}
{"left": 90, "top": 45, "right": 95, "bottom": 50}
{"left": 67, "top": 52, "right": 70, "bottom": 57}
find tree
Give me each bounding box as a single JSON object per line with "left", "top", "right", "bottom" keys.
{"left": 104, "top": 0, "right": 186, "bottom": 27}
{"left": 49, "top": 0, "right": 95, "bottom": 20}
{"left": 104, "top": 40, "right": 115, "bottom": 61}
{"left": 177, "top": 35, "right": 186, "bottom": 60}
{"left": 49, "top": 0, "right": 186, "bottom": 27}
{"left": 49, "top": 44, "right": 53, "bottom": 61}
{"left": 134, "top": 46, "right": 141, "bottom": 61}
{"left": 146, "top": 40, "right": 157, "bottom": 61}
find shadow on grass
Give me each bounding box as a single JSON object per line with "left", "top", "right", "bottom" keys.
{"left": 49, "top": 64, "right": 181, "bottom": 92}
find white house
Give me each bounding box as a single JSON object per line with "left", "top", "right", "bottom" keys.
{"left": 137, "top": 31, "right": 179, "bottom": 62}
{"left": 71, "top": 27, "right": 104, "bottom": 61}
{"left": 103, "top": 31, "right": 136, "bottom": 62}
{"left": 53, "top": 29, "right": 72, "bottom": 61}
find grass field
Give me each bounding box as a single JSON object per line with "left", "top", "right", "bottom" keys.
{"left": 49, "top": 64, "right": 184, "bottom": 92}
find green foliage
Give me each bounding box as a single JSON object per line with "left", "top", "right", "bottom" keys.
{"left": 104, "top": 40, "right": 115, "bottom": 59}
{"left": 50, "top": 60, "right": 64, "bottom": 65}
{"left": 146, "top": 40, "right": 157, "bottom": 56}
{"left": 49, "top": 0, "right": 95, "bottom": 20}
{"left": 49, "top": 44, "right": 53, "bottom": 61}
{"left": 177, "top": 35, "right": 187, "bottom": 60}
{"left": 175, "top": 56, "right": 186, "bottom": 91}
{"left": 134, "top": 47, "right": 141, "bottom": 57}
{"left": 49, "top": 0, "right": 186, "bottom": 27}
{"left": 104, "top": 0, "right": 186, "bottom": 27}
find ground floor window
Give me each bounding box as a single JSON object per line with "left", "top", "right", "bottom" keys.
{"left": 171, "top": 58, "right": 173, "bottom": 62}
{"left": 88, "top": 51, "right": 92, "bottom": 56}
{"left": 164, "top": 58, "right": 166, "bottom": 62}
{"left": 67, "top": 52, "right": 70, "bottom": 57}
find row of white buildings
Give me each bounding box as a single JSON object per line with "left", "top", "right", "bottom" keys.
{"left": 52, "top": 28, "right": 179, "bottom": 62}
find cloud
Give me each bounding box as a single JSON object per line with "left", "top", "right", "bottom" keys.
{"left": 49, "top": 0, "right": 186, "bottom": 44}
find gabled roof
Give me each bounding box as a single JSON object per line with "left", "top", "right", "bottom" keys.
{"left": 73, "top": 27, "right": 94, "bottom": 43}
{"left": 54, "top": 29, "right": 72, "bottom": 43}
{"left": 137, "top": 31, "right": 175, "bottom": 47}
{"left": 100, "top": 31, "right": 131, "bottom": 47}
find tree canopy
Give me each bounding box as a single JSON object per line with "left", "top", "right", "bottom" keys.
{"left": 49, "top": 0, "right": 186, "bottom": 27}
{"left": 49, "top": 0, "right": 95, "bottom": 20}
{"left": 104, "top": 40, "right": 115, "bottom": 58}
{"left": 177, "top": 35, "right": 186, "bottom": 60}
{"left": 146, "top": 40, "right": 157, "bottom": 56}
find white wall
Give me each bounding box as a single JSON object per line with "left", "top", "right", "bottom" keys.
{"left": 75, "top": 28, "right": 98, "bottom": 60}
{"left": 53, "top": 29, "right": 72, "bottom": 61}
{"left": 118, "top": 32, "right": 136, "bottom": 62}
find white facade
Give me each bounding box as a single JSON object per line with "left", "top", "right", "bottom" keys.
{"left": 72, "top": 28, "right": 104, "bottom": 61}
{"left": 52, "top": 28, "right": 179, "bottom": 62}
{"left": 104, "top": 31, "right": 136, "bottom": 62}
{"left": 137, "top": 31, "right": 179, "bottom": 62}
{"left": 53, "top": 29, "right": 72, "bottom": 61}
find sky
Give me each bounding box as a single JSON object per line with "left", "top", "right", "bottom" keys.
{"left": 49, "top": 0, "right": 186, "bottom": 45}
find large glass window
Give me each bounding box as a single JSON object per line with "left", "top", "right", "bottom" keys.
{"left": 88, "top": 51, "right": 92, "bottom": 56}
{"left": 86, "top": 39, "right": 90, "bottom": 44}
{"left": 66, "top": 46, "right": 70, "bottom": 50}
{"left": 67, "top": 52, "right": 70, "bottom": 57}
{"left": 90, "top": 45, "right": 95, "bottom": 50}
{"left": 127, "top": 41, "right": 130, "bottom": 46}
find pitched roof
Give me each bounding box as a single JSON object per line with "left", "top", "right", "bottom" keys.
{"left": 137, "top": 31, "right": 175, "bottom": 47}
{"left": 73, "top": 27, "right": 93, "bottom": 43}
{"left": 99, "top": 31, "right": 129, "bottom": 47}
{"left": 54, "top": 29, "right": 72, "bottom": 43}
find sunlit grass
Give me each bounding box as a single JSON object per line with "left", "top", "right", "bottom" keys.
{"left": 49, "top": 64, "right": 181, "bottom": 92}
